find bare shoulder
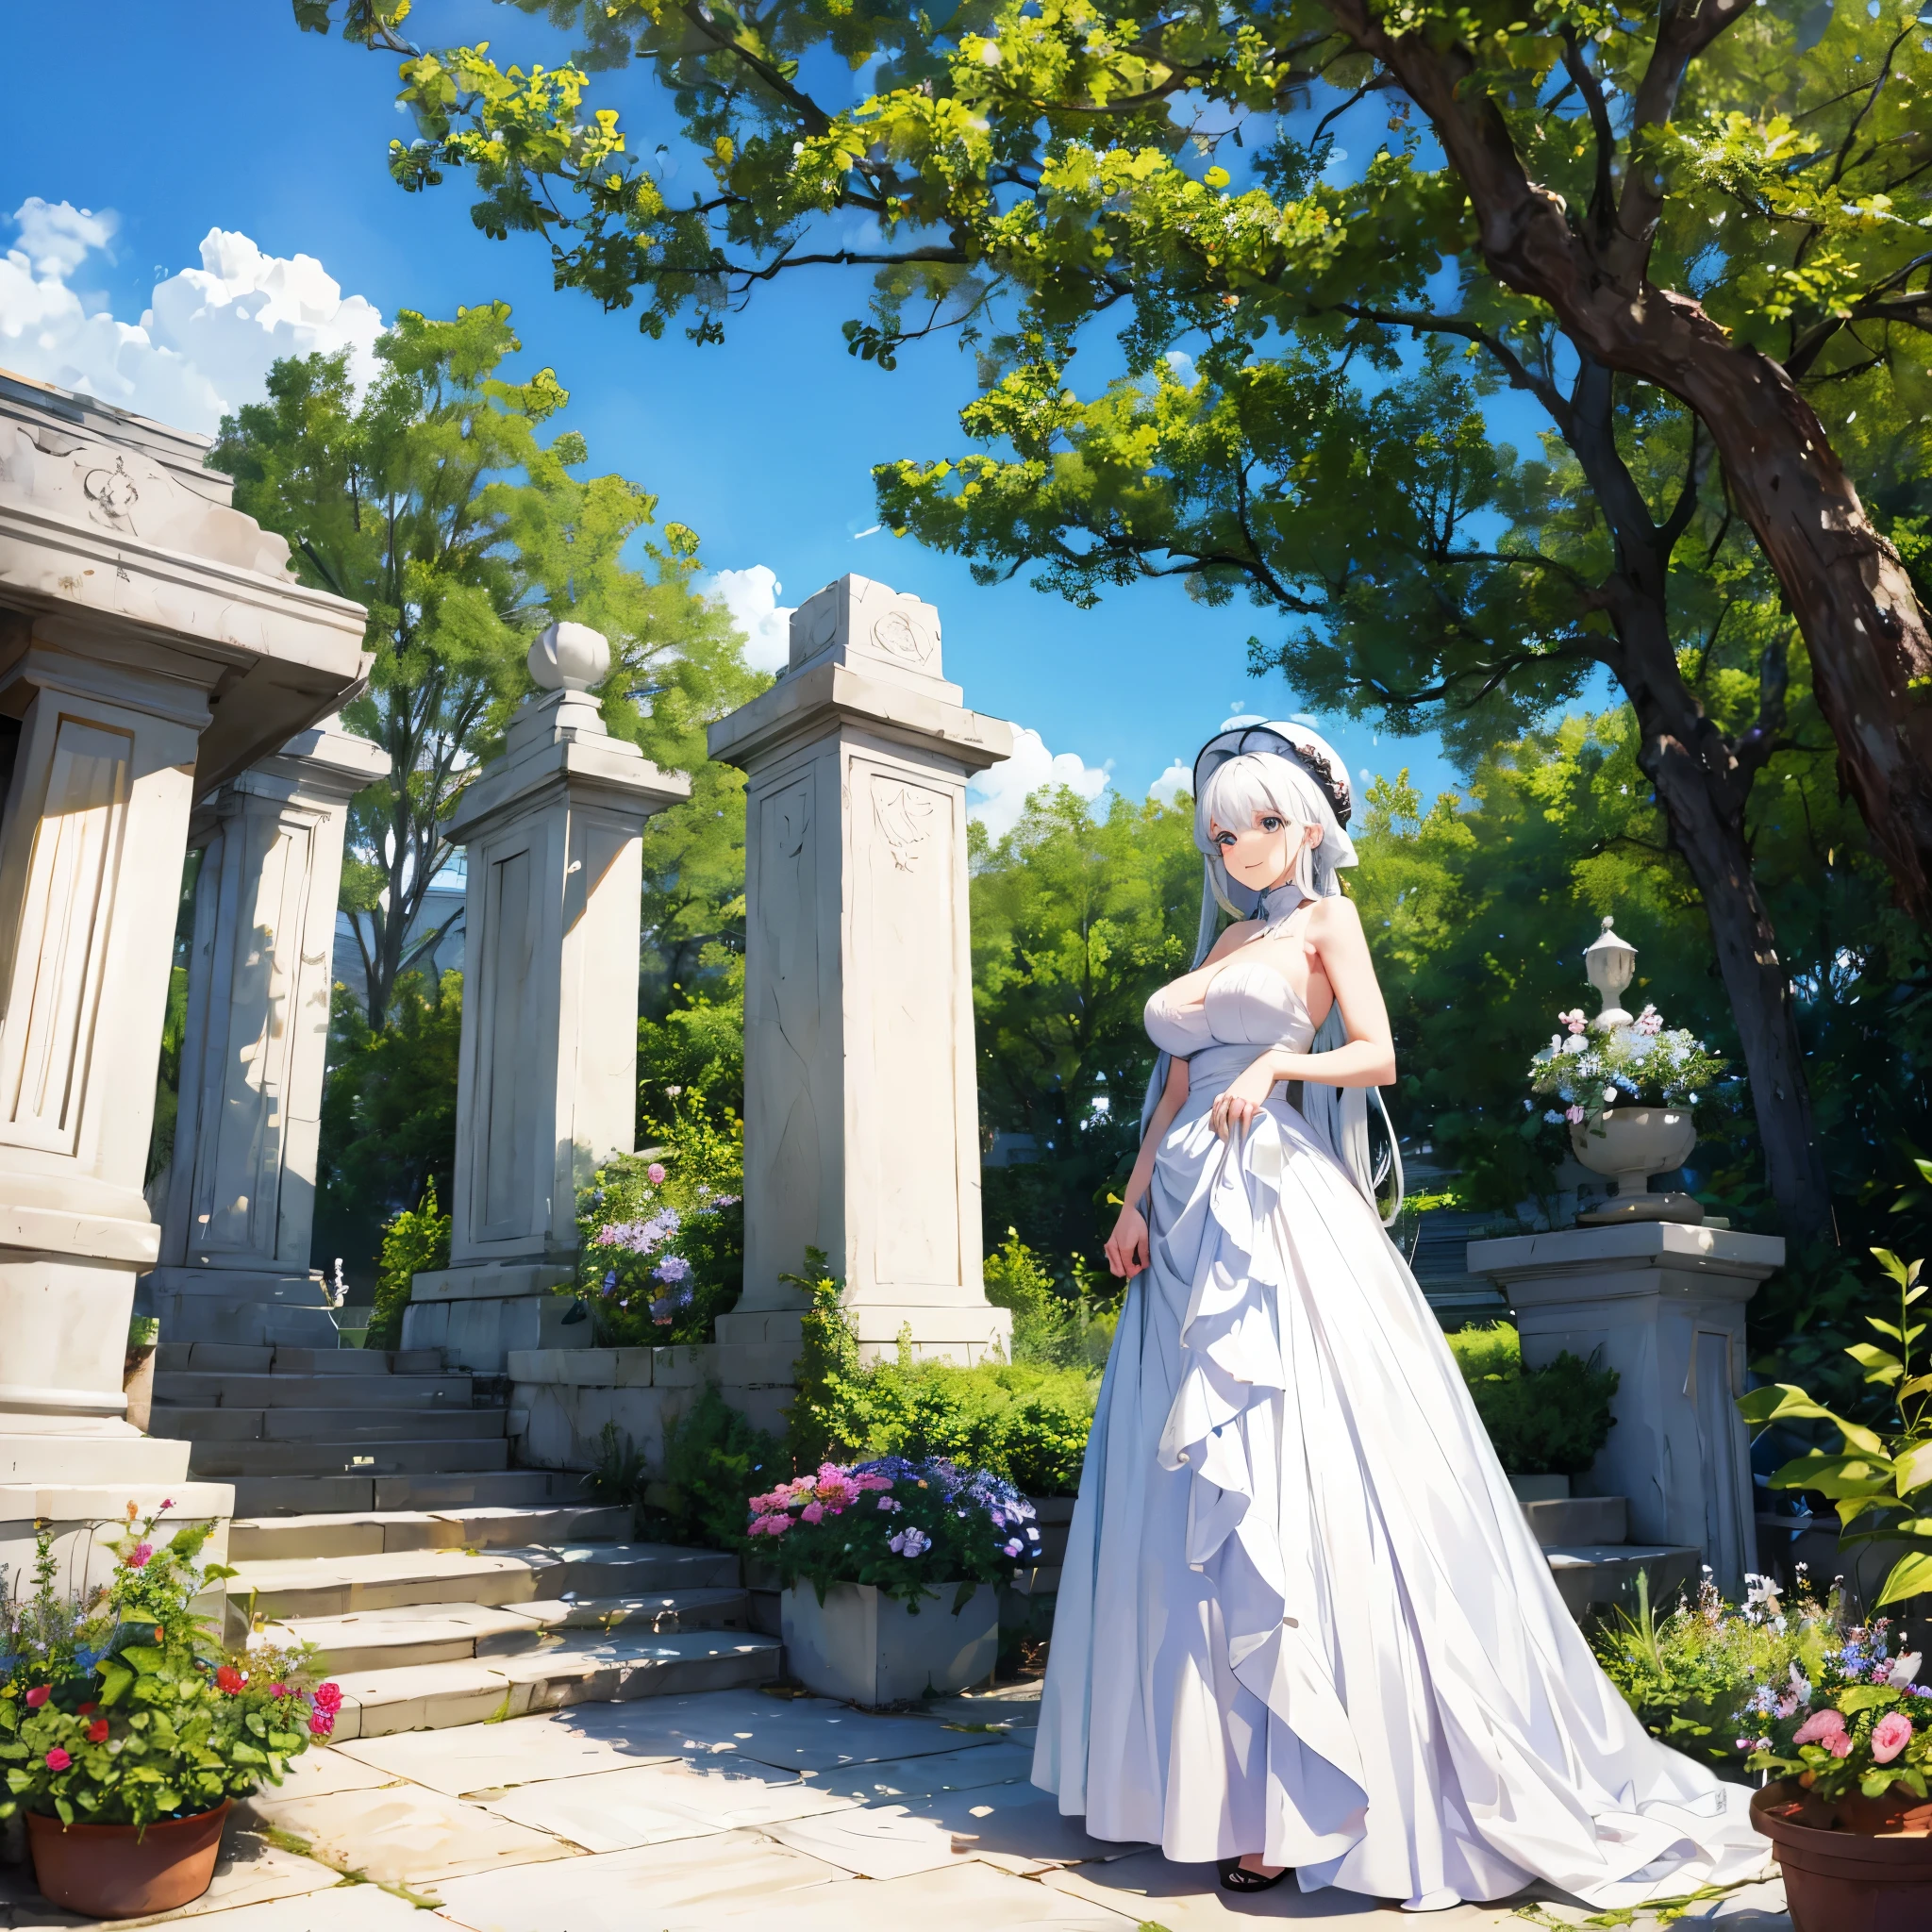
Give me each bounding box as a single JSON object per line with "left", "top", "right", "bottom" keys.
{"left": 1307, "top": 894, "right": 1366, "bottom": 939}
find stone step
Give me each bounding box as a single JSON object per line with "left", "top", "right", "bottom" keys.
{"left": 228, "top": 1504, "right": 633, "bottom": 1560}
{"left": 228, "top": 1541, "right": 741, "bottom": 1622}
{"left": 189, "top": 1436, "right": 512, "bottom": 1479}
{"left": 258, "top": 1587, "right": 752, "bottom": 1672}
{"left": 1543, "top": 1543, "right": 1702, "bottom": 1622}
{"left": 1523, "top": 1496, "right": 1628, "bottom": 1549}
{"left": 154, "top": 1342, "right": 442, "bottom": 1375}
{"left": 229, "top": 1469, "right": 583, "bottom": 1518}
{"left": 321, "top": 1630, "right": 781, "bottom": 1740}
{"left": 154, "top": 1371, "right": 473, "bottom": 1409}
{"left": 151, "top": 1406, "right": 508, "bottom": 1444}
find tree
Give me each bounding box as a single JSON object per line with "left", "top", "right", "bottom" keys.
{"left": 214, "top": 303, "right": 757, "bottom": 1029}
{"left": 295, "top": 0, "right": 1932, "bottom": 932}
{"left": 971, "top": 784, "right": 1202, "bottom": 1265}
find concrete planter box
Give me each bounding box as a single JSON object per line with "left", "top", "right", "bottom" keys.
{"left": 781, "top": 1581, "right": 998, "bottom": 1706}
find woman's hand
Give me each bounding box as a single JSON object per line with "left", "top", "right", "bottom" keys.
{"left": 1209, "top": 1057, "right": 1280, "bottom": 1141}
{"left": 1105, "top": 1204, "right": 1151, "bottom": 1280}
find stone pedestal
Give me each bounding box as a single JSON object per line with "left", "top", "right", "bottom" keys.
{"left": 0, "top": 372, "right": 369, "bottom": 1495}
{"left": 1467, "top": 1222, "right": 1784, "bottom": 1599}
{"left": 708, "top": 575, "right": 1014, "bottom": 1372}
{"left": 404, "top": 680, "right": 689, "bottom": 1371}
{"left": 146, "top": 719, "right": 390, "bottom": 1349}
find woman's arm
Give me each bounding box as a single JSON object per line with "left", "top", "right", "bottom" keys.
{"left": 1208, "top": 897, "right": 1397, "bottom": 1140}
{"left": 1103, "top": 1055, "right": 1190, "bottom": 1278}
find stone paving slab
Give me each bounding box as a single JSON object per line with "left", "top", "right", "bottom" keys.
{"left": 336, "top": 1707, "right": 682, "bottom": 1794}
{"left": 808, "top": 1738, "right": 1041, "bottom": 1801}
{"left": 479, "top": 1757, "right": 856, "bottom": 1852}
{"left": 675, "top": 1857, "right": 1146, "bottom": 1931}
{"left": 428, "top": 1826, "right": 846, "bottom": 1932}
{"left": 239, "top": 1783, "right": 577, "bottom": 1887}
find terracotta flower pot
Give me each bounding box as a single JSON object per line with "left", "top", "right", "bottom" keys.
{"left": 1752, "top": 1778, "right": 1932, "bottom": 1932}
{"left": 26, "top": 1799, "right": 229, "bottom": 1920}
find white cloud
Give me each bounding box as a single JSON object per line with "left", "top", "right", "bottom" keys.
{"left": 1163, "top": 349, "right": 1198, "bottom": 387}
{"left": 704, "top": 563, "right": 793, "bottom": 673}
{"left": 0, "top": 199, "right": 384, "bottom": 437}
{"left": 968, "top": 726, "right": 1110, "bottom": 841}
{"left": 1147, "top": 758, "right": 1192, "bottom": 808}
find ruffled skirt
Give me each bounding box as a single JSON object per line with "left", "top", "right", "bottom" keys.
{"left": 1031, "top": 1080, "right": 1770, "bottom": 1907}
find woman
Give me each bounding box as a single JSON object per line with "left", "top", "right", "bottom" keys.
{"left": 1032, "top": 722, "right": 1768, "bottom": 1913}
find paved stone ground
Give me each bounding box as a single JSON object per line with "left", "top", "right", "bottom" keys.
{"left": 0, "top": 1684, "right": 1791, "bottom": 1932}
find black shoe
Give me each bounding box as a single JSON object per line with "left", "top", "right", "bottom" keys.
{"left": 1218, "top": 1858, "right": 1291, "bottom": 1893}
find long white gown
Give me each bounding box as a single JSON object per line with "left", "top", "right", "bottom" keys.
{"left": 1032, "top": 955, "right": 1771, "bottom": 1908}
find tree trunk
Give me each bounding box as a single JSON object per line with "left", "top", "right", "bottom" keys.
{"left": 1331, "top": 4, "right": 1932, "bottom": 923}
{"left": 1607, "top": 593, "right": 1835, "bottom": 1247}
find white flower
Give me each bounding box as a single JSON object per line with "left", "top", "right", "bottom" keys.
{"left": 1889, "top": 1652, "right": 1924, "bottom": 1689}
{"left": 1562, "top": 1035, "right": 1588, "bottom": 1056}
{"left": 1604, "top": 1087, "right": 1619, "bottom": 1104}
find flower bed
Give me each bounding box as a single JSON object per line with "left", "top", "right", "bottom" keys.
{"left": 1, "top": 1505, "right": 338, "bottom": 1838}
{"left": 746, "top": 1456, "right": 1043, "bottom": 1610}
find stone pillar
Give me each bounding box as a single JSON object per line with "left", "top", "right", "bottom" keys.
{"left": 0, "top": 370, "right": 369, "bottom": 1528}
{"left": 709, "top": 574, "right": 1014, "bottom": 1377}
{"left": 145, "top": 718, "right": 390, "bottom": 1348}
{"left": 405, "top": 625, "right": 690, "bottom": 1372}
{"left": 1467, "top": 1222, "right": 1784, "bottom": 1598}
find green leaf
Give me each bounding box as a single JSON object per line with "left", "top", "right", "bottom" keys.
{"left": 96, "top": 1660, "right": 135, "bottom": 1707}
{"left": 1878, "top": 1549, "right": 1932, "bottom": 1606}
{"left": 1838, "top": 1684, "right": 1902, "bottom": 1714}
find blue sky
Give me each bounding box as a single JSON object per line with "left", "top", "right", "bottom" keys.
{"left": 0, "top": 0, "right": 1483, "bottom": 824}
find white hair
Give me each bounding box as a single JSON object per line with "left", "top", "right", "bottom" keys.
{"left": 1195, "top": 750, "right": 1335, "bottom": 908}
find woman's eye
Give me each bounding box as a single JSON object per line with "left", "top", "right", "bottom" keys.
{"left": 1213, "top": 831, "right": 1235, "bottom": 847}
{"left": 1260, "top": 816, "right": 1282, "bottom": 831}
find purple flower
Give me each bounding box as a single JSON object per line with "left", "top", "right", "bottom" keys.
{"left": 1003, "top": 1539, "right": 1024, "bottom": 1557}
{"left": 654, "top": 1255, "right": 692, "bottom": 1286}
{"left": 888, "top": 1526, "right": 932, "bottom": 1557}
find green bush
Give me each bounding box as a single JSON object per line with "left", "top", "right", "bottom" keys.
{"left": 785, "top": 1249, "right": 1096, "bottom": 1495}
{"left": 984, "top": 1227, "right": 1119, "bottom": 1370}
{"left": 1448, "top": 1322, "right": 1618, "bottom": 1475}
{"left": 367, "top": 1182, "right": 450, "bottom": 1351}
{"left": 656, "top": 1385, "right": 784, "bottom": 1551}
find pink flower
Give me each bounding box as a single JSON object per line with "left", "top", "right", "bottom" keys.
{"left": 647, "top": 1163, "right": 667, "bottom": 1185}
{"left": 877, "top": 1495, "right": 900, "bottom": 1512}
{"left": 1003, "top": 1539, "right": 1024, "bottom": 1557}
{"left": 1793, "top": 1708, "right": 1846, "bottom": 1748}
{"left": 308, "top": 1711, "right": 335, "bottom": 1739}
{"left": 1874, "top": 1713, "right": 1915, "bottom": 1764}
{"left": 125, "top": 1542, "right": 153, "bottom": 1569}
{"left": 749, "top": 1513, "right": 791, "bottom": 1538}
{"left": 1827, "top": 1731, "right": 1854, "bottom": 1758}
{"left": 311, "top": 1682, "right": 342, "bottom": 1715}
{"left": 270, "top": 1683, "right": 289, "bottom": 1699}
{"left": 800, "top": 1503, "right": 824, "bottom": 1525}
{"left": 43, "top": 1748, "right": 70, "bottom": 1772}
{"left": 24, "top": 1686, "right": 49, "bottom": 1708}
{"left": 160, "top": 1498, "right": 176, "bottom": 1511}
{"left": 1564, "top": 1105, "right": 1586, "bottom": 1125}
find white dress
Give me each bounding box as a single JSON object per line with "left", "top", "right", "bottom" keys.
{"left": 1031, "top": 954, "right": 1771, "bottom": 1908}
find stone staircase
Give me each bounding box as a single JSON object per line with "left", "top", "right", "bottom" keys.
{"left": 1515, "top": 1489, "right": 1701, "bottom": 1620}
{"left": 149, "top": 1341, "right": 780, "bottom": 1739}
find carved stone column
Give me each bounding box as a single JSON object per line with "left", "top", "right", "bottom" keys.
{"left": 146, "top": 718, "right": 390, "bottom": 1347}
{"left": 0, "top": 371, "right": 368, "bottom": 1537}
{"left": 405, "top": 625, "right": 690, "bottom": 1371}
{"left": 709, "top": 575, "right": 1014, "bottom": 1381}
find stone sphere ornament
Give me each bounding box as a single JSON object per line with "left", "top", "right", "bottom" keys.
{"left": 529, "top": 620, "right": 610, "bottom": 692}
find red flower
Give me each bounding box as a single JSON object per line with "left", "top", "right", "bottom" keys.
{"left": 125, "top": 1542, "right": 154, "bottom": 1569}
{"left": 214, "top": 1666, "right": 245, "bottom": 1696}
{"left": 86, "top": 1720, "right": 108, "bottom": 1744}
{"left": 308, "top": 1711, "right": 335, "bottom": 1739}
{"left": 24, "top": 1686, "right": 49, "bottom": 1708}
{"left": 311, "top": 1681, "right": 342, "bottom": 1715}
{"left": 76, "top": 1703, "right": 96, "bottom": 1717}
{"left": 43, "top": 1748, "right": 70, "bottom": 1772}
{"left": 269, "top": 1683, "right": 289, "bottom": 1699}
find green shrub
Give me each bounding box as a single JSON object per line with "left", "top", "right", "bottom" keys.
{"left": 656, "top": 1384, "right": 784, "bottom": 1551}
{"left": 1449, "top": 1321, "right": 1618, "bottom": 1475}
{"left": 984, "top": 1227, "right": 1120, "bottom": 1370}
{"left": 367, "top": 1182, "right": 450, "bottom": 1351}
{"left": 785, "top": 1250, "right": 1096, "bottom": 1494}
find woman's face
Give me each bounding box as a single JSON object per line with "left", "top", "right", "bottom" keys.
{"left": 1209, "top": 807, "right": 1319, "bottom": 893}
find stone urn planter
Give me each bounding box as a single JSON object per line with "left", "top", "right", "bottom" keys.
{"left": 26, "top": 1800, "right": 229, "bottom": 1919}
{"left": 1570, "top": 1108, "right": 1701, "bottom": 1224}
{"left": 782, "top": 1582, "right": 999, "bottom": 1706}
{"left": 1751, "top": 1778, "right": 1932, "bottom": 1931}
